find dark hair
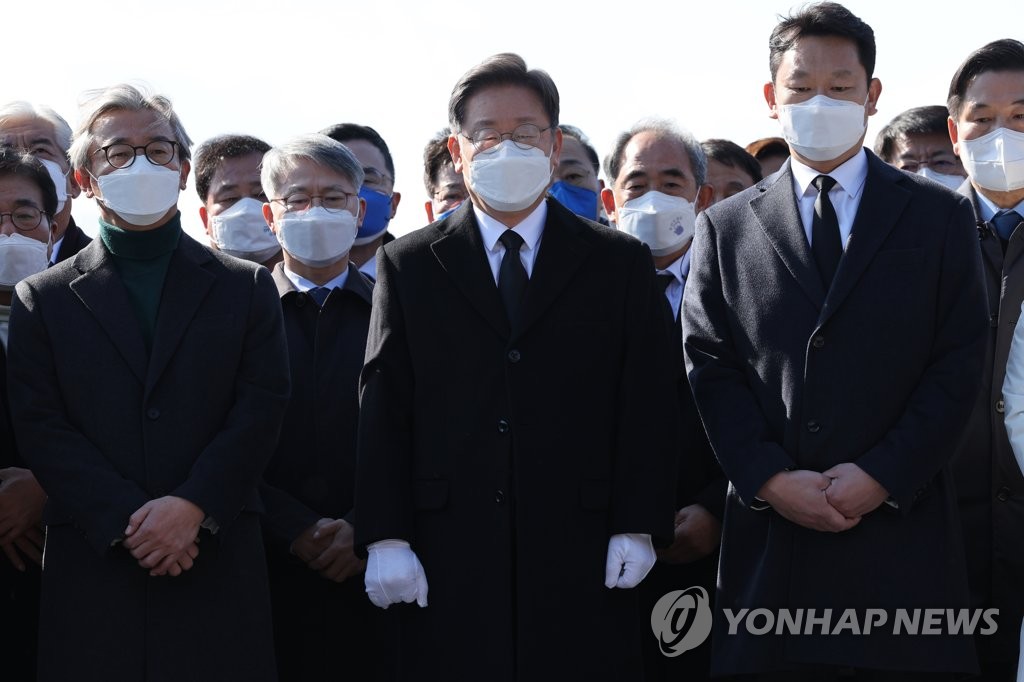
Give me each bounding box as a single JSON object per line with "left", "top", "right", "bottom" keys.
{"left": 603, "top": 120, "right": 707, "bottom": 187}
{"left": 0, "top": 146, "right": 58, "bottom": 217}
{"left": 948, "top": 39, "right": 1024, "bottom": 119}
{"left": 448, "top": 53, "right": 559, "bottom": 132}
{"left": 559, "top": 125, "right": 600, "bottom": 175}
{"left": 769, "top": 2, "right": 876, "bottom": 83}
{"left": 873, "top": 106, "right": 951, "bottom": 162}
{"left": 701, "top": 139, "right": 763, "bottom": 183}
{"left": 423, "top": 127, "right": 453, "bottom": 195}
{"left": 745, "top": 136, "right": 790, "bottom": 161}
{"left": 320, "top": 122, "right": 395, "bottom": 180}
{"left": 193, "top": 134, "right": 270, "bottom": 201}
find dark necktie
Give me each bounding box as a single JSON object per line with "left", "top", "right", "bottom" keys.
{"left": 308, "top": 287, "right": 331, "bottom": 307}
{"left": 811, "top": 174, "right": 841, "bottom": 289}
{"left": 657, "top": 272, "right": 683, "bottom": 341}
{"left": 498, "top": 230, "right": 528, "bottom": 324}
{"left": 992, "top": 209, "right": 1023, "bottom": 243}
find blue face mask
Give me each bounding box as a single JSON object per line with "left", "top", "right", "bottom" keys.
{"left": 434, "top": 201, "right": 463, "bottom": 222}
{"left": 548, "top": 180, "right": 598, "bottom": 221}
{"left": 355, "top": 187, "right": 392, "bottom": 245}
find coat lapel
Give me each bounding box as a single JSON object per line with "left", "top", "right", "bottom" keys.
{"left": 430, "top": 203, "right": 511, "bottom": 339}
{"left": 69, "top": 240, "right": 148, "bottom": 384}
{"left": 749, "top": 162, "right": 827, "bottom": 310}
{"left": 144, "top": 235, "right": 215, "bottom": 391}
{"left": 513, "top": 199, "right": 591, "bottom": 340}
{"left": 819, "top": 152, "right": 909, "bottom": 324}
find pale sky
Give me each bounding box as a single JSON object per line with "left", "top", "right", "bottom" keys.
{"left": 3, "top": 0, "right": 1017, "bottom": 240}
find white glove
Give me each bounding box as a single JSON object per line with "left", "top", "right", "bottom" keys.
{"left": 365, "top": 539, "right": 429, "bottom": 609}
{"left": 604, "top": 533, "right": 656, "bottom": 589}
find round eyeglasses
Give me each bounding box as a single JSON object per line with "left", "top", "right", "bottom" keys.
{"left": 93, "top": 141, "right": 179, "bottom": 169}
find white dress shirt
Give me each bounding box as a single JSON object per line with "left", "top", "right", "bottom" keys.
{"left": 974, "top": 190, "right": 1024, "bottom": 224}
{"left": 656, "top": 248, "right": 692, "bottom": 321}
{"left": 790, "top": 148, "right": 868, "bottom": 250}
{"left": 283, "top": 265, "right": 350, "bottom": 294}
{"left": 475, "top": 201, "right": 547, "bottom": 285}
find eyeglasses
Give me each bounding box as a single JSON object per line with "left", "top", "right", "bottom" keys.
{"left": 898, "top": 158, "right": 961, "bottom": 174}
{"left": 461, "top": 124, "right": 553, "bottom": 152}
{"left": 0, "top": 206, "right": 48, "bottom": 232}
{"left": 270, "top": 191, "right": 357, "bottom": 213}
{"left": 362, "top": 167, "right": 394, "bottom": 191}
{"left": 93, "top": 141, "right": 179, "bottom": 169}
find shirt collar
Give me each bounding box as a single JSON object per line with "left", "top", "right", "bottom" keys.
{"left": 657, "top": 249, "right": 691, "bottom": 284}
{"left": 283, "top": 264, "right": 350, "bottom": 293}
{"left": 475, "top": 201, "right": 547, "bottom": 255}
{"left": 974, "top": 189, "right": 1024, "bottom": 223}
{"left": 790, "top": 148, "right": 868, "bottom": 200}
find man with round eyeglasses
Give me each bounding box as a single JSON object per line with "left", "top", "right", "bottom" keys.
{"left": 6, "top": 83, "right": 289, "bottom": 682}
{"left": 355, "top": 52, "right": 679, "bottom": 681}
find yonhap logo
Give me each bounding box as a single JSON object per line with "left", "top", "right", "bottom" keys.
{"left": 651, "top": 586, "right": 714, "bottom": 657}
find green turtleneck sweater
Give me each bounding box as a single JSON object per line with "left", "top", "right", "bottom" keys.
{"left": 98, "top": 212, "right": 182, "bottom": 352}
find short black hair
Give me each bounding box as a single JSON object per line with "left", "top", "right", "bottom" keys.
{"left": 448, "top": 53, "right": 559, "bottom": 132}
{"left": 873, "top": 106, "right": 950, "bottom": 163}
{"left": 745, "top": 137, "right": 790, "bottom": 161}
{"left": 948, "top": 39, "right": 1024, "bottom": 120}
{"left": 423, "top": 127, "right": 453, "bottom": 196}
{"left": 193, "top": 134, "right": 270, "bottom": 202}
{"left": 701, "top": 139, "right": 763, "bottom": 183}
{"left": 769, "top": 2, "right": 876, "bottom": 83}
{"left": 0, "top": 146, "right": 58, "bottom": 216}
{"left": 319, "top": 122, "right": 395, "bottom": 180}
{"left": 559, "top": 125, "right": 600, "bottom": 175}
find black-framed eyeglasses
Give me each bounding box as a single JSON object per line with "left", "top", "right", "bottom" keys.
{"left": 270, "top": 191, "right": 357, "bottom": 214}
{"left": 0, "top": 206, "right": 49, "bottom": 232}
{"left": 93, "top": 140, "right": 179, "bottom": 169}
{"left": 460, "top": 124, "right": 553, "bottom": 152}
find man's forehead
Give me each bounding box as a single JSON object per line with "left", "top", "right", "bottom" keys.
{"left": 0, "top": 116, "right": 58, "bottom": 144}
{"left": 91, "top": 109, "right": 174, "bottom": 140}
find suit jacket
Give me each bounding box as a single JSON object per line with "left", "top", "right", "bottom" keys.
{"left": 683, "top": 151, "right": 987, "bottom": 675}
{"left": 355, "top": 198, "right": 680, "bottom": 681}
{"left": 260, "top": 262, "right": 384, "bottom": 680}
{"left": 7, "top": 229, "right": 290, "bottom": 682}
{"left": 52, "top": 215, "right": 91, "bottom": 265}
{"left": 951, "top": 180, "right": 1024, "bottom": 665}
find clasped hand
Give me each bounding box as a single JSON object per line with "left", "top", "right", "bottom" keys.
{"left": 123, "top": 496, "right": 205, "bottom": 577}
{"left": 291, "top": 518, "right": 365, "bottom": 583}
{"left": 757, "top": 464, "right": 888, "bottom": 532}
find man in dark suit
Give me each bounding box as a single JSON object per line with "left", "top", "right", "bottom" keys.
{"left": 683, "top": 3, "right": 988, "bottom": 679}
{"left": 599, "top": 119, "right": 724, "bottom": 682}
{"left": 947, "top": 39, "right": 1024, "bottom": 682}
{"left": 355, "top": 53, "right": 679, "bottom": 681}
{"left": 0, "top": 101, "right": 92, "bottom": 265}
{"left": 256, "top": 133, "right": 388, "bottom": 680}
{"left": 6, "top": 83, "right": 290, "bottom": 682}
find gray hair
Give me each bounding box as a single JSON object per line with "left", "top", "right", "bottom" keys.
{"left": 603, "top": 119, "right": 707, "bottom": 187}
{"left": 261, "top": 133, "right": 365, "bottom": 199}
{"left": 0, "top": 101, "right": 74, "bottom": 154}
{"left": 69, "top": 83, "right": 193, "bottom": 170}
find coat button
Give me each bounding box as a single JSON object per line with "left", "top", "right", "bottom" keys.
{"left": 997, "top": 487, "right": 1011, "bottom": 502}
{"left": 812, "top": 336, "right": 824, "bottom": 349}
{"left": 495, "top": 490, "right": 505, "bottom": 503}
{"left": 806, "top": 420, "right": 820, "bottom": 433}
{"left": 507, "top": 349, "right": 521, "bottom": 363}
{"left": 996, "top": 400, "right": 1006, "bottom": 413}
{"left": 497, "top": 419, "right": 510, "bottom": 434}
{"left": 146, "top": 408, "right": 160, "bottom": 420}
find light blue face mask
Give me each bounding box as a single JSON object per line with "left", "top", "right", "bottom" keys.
{"left": 355, "top": 187, "right": 392, "bottom": 245}
{"left": 548, "top": 180, "right": 598, "bottom": 221}
{"left": 434, "top": 201, "right": 464, "bottom": 222}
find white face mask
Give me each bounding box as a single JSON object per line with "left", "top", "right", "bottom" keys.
{"left": 94, "top": 158, "right": 181, "bottom": 226}
{"left": 39, "top": 159, "right": 69, "bottom": 214}
{"left": 777, "top": 94, "right": 867, "bottom": 162}
{"left": 959, "top": 127, "right": 1024, "bottom": 193}
{"left": 209, "top": 197, "right": 281, "bottom": 263}
{"left": 616, "top": 191, "right": 697, "bottom": 257}
{"left": 0, "top": 232, "right": 49, "bottom": 287}
{"left": 916, "top": 167, "right": 964, "bottom": 191}
{"left": 276, "top": 205, "right": 358, "bottom": 268}
{"left": 466, "top": 140, "right": 552, "bottom": 212}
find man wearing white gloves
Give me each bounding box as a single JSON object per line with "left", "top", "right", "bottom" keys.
{"left": 355, "top": 53, "right": 679, "bottom": 681}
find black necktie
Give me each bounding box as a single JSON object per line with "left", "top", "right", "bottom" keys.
{"left": 992, "top": 210, "right": 1023, "bottom": 243}
{"left": 657, "top": 272, "right": 683, "bottom": 342}
{"left": 308, "top": 287, "right": 331, "bottom": 307}
{"left": 811, "top": 175, "right": 841, "bottom": 288}
{"left": 498, "top": 230, "right": 528, "bottom": 324}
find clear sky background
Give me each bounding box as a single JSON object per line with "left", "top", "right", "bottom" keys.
{"left": 3, "top": 0, "right": 1018, "bottom": 241}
